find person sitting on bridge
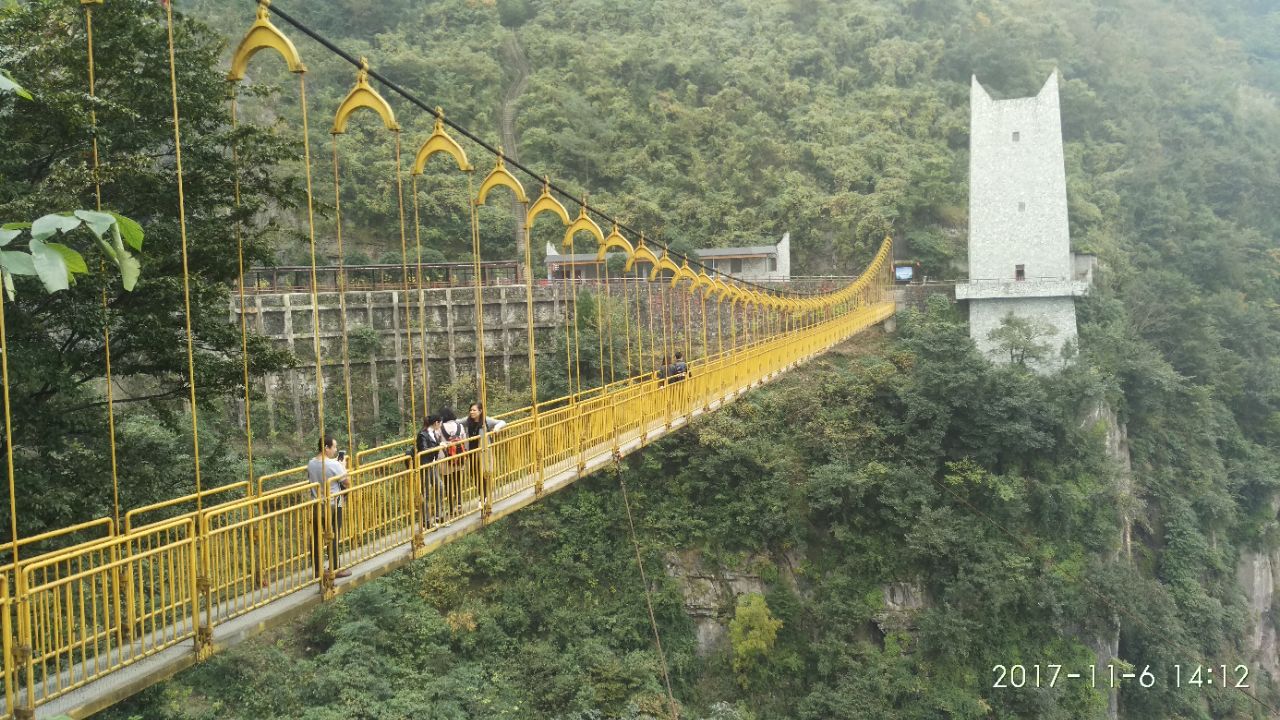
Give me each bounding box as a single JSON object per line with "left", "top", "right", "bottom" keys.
{"left": 655, "top": 355, "right": 670, "bottom": 383}
{"left": 308, "top": 435, "right": 351, "bottom": 580}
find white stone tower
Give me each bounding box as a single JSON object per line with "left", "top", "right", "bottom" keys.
{"left": 956, "top": 71, "right": 1090, "bottom": 370}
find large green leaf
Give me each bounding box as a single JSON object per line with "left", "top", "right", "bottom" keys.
{"left": 46, "top": 242, "right": 88, "bottom": 276}
{"left": 108, "top": 225, "right": 140, "bottom": 291}
{"left": 0, "top": 251, "right": 36, "bottom": 276}
{"left": 30, "top": 213, "right": 81, "bottom": 242}
{"left": 1, "top": 270, "right": 13, "bottom": 301}
{"left": 29, "top": 238, "right": 69, "bottom": 292}
{"left": 73, "top": 209, "right": 117, "bottom": 240}
{"left": 0, "top": 69, "right": 32, "bottom": 100}
{"left": 0, "top": 228, "right": 19, "bottom": 247}
{"left": 108, "top": 212, "right": 144, "bottom": 251}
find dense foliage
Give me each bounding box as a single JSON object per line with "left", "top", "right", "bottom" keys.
{"left": 0, "top": 0, "right": 299, "bottom": 536}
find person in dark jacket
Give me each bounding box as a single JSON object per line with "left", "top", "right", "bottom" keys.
{"left": 667, "top": 351, "right": 689, "bottom": 383}
{"left": 416, "top": 415, "right": 443, "bottom": 522}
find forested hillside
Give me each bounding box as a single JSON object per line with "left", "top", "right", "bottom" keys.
{"left": 3, "top": 0, "right": 1279, "bottom": 717}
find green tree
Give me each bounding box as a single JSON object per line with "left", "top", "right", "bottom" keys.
{"left": 0, "top": 0, "right": 296, "bottom": 535}
{"left": 987, "top": 312, "right": 1058, "bottom": 366}
{"left": 728, "top": 593, "right": 782, "bottom": 688}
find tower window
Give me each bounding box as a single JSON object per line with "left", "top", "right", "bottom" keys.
{"left": 769, "top": 257, "right": 778, "bottom": 272}
{"left": 1015, "top": 264, "right": 1026, "bottom": 281}
{"left": 1012, "top": 131, "right": 1020, "bottom": 142}
{"left": 1018, "top": 202, "right": 1026, "bottom": 212}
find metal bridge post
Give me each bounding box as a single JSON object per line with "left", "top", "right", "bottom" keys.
{"left": 13, "top": 573, "right": 34, "bottom": 720}
{"left": 410, "top": 450, "right": 425, "bottom": 553}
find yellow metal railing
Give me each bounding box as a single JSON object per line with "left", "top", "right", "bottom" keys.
{"left": 124, "top": 481, "right": 252, "bottom": 533}
{"left": 13, "top": 517, "right": 198, "bottom": 708}
{"left": 0, "top": 517, "right": 116, "bottom": 580}
{"left": 0, "top": 290, "right": 891, "bottom": 718}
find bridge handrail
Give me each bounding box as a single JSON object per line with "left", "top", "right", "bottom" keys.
{"left": 0, "top": 516, "right": 115, "bottom": 579}
{"left": 124, "top": 481, "right": 252, "bottom": 533}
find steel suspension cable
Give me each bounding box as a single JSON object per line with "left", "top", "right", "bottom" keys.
{"left": 298, "top": 77, "right": 326, "bottom": 445}
{"left": 83, "top": 2, "right": 122, "bottom": 529}
{"left": 465, "top": 172, "right": 492, "bottom": 515}
{"left": 632, "top": 264, "right": 645, "bottom": 382}
{"left": 229, "top": 95, "right": 255, "bottom": 487}
{"left": 569, "top": 228, "right": 583, "bottom": 397}
{"left": 612, "top": 462, "right": 679, "bottom": 720}
{"left": 410, "top": 174, "right": 431, "bottom": 419}
{"left": 562, "top": 264, "right": 574, "bottom": 402}
{"left": 393, "top": 132, "right": 416, "bottom": 435}
{"left": 603, "top": 263, "right": 615, "bottom": 386}
{"left": 621, "top": 268, "right": 633, "bottom": 378}
{"left": 329, "top": 140, "right": 356, "bottom": 460}
{"left": 644, "top": 271, "right": 657, "bottom": 377}
{"left": 682, "top": 288, "right": 692, "bottom": 364}
{"left": 699, "top": 293, "right": 709, "bottom": 364}
{"left": 163, "top": 1, "right": 204, "bottom": 515}
{"left": 519, "top": 201, "right": 543, "bottom": 493}
{"left": 596, "top": 272, "right": 606, "bottom": 392}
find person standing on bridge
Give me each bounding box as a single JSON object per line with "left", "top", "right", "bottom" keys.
{"left": 417, "top": 415, "right": 445, "bottom": 525}
{"left": 464, "top": 403, "right": 507, "bottom": 509}
{"left": 667, "top": 351, "right": 689, "bottom": 384}
{"left": 309, "top": 435, "right": 351, "bottom": 580}
{"left": 439, "top": 408, "right": 467, "bottom": 516}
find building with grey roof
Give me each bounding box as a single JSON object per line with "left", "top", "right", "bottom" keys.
{"left": 545, "top": 232, "right": 790, "bottom": 281}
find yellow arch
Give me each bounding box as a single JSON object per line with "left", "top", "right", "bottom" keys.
{"left": 332, "top": 59, "right": 399, "bottom": 134}
{"left": 412, "top": 113, "right": 472, "bottom": 174}
{"left": 626, "top": 241, "right": 660, "bottom": 273}
{"left": 528, "top": 182, "right": 571, "bottom": 226}
{"left": 648, "top": 253, "right": 681, "bottom": 281}
{"left": 476, "top": 153, "right": 528, "bottom": 204}
{"left": 714, "top": 280, "right": 740, "bottom": 302}
{"left": 693, "top": 271, "right": 714, "bottom": 293}
{"left": 562, "top": 205, "right": 605, "bottom": 250}
{"left": 670, "top": 262, "right": 699, "bottom": 288}
{"left": 597, "top": 224, "right": 634, "bottom": 261}
{"left": 227, "top": 1, "right": 306, "bottom": 81}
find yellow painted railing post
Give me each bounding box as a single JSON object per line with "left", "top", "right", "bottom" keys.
{"left": 15, "top": 571, "right": 33, "bottom": 718}
{"left": 190, "top": 525, "right": 210, "bottom": 659}
{"left": 410, "top": 448, "right": 425, "bottom": 553}
{"left": 2, "top": 572, "right": 12, "bottom": 718}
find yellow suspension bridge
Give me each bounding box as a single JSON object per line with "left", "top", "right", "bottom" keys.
{"left": 0, "top": 2, "right": 894, "bottom": 717}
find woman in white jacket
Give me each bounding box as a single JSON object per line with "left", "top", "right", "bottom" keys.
{"left": 463, "top": 403, "right": 506, "bottom": 506}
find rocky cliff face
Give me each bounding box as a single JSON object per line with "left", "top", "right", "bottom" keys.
{"left": 665, "top": 550, "right": 769, "bottom": 656}
{"left": 1084, "top": 400, "right": 1131, "bottom": 720}
{"left": 1237, "top": 503, "right": 1280, "bottom": 683}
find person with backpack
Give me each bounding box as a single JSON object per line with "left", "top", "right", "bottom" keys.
{"left": 438, "top": 407, "right": 468, "bottom": 516}
{"left": 668, "top": 351, "right": 689, "bottom": 384}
